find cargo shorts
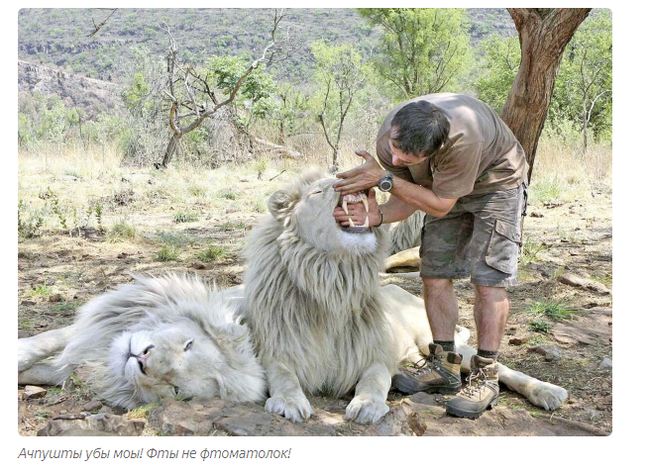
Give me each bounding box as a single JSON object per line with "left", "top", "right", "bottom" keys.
{"left": 419, "top": 184, "right": 527, "bottom": 287}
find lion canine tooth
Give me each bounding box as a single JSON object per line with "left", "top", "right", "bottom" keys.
{"left": 342, "top": 200, "right": 349, "bottom": 215}
{"left": 349, "top": 217, "right": 356, "bottom": 227}
{"left": 363, "top": 216, "right": 369, "bottom": 228}
{"left": 361, "top": 194, "right": 369, "bottom": 213}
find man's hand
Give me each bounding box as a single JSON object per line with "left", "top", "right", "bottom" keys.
{"left": 333, "top": 150, "right": 386, "bottom": 196}
{"left": 333, "top": 188, "right": 381, "bottom": 227}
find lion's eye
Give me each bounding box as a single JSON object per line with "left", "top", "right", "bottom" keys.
{"left": 308, "top": 190, "right": 323, "bottom": 197}
{"left": 183, "top": 339, "right": 194, "bottom": 351}
{"left": 172, "top": 386, "right": 180, "bottom": 395}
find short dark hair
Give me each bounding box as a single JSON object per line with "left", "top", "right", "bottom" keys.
{"left": 390, "top": 101, "right": 450, "bottom": 157}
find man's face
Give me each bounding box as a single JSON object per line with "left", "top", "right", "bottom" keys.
{"left": 388, "top": 139, "right": 428, "bottom": 167}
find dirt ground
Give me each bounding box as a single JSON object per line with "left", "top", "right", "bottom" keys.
{"left": 17, "top": 166, "right": 612, "bottom": 436}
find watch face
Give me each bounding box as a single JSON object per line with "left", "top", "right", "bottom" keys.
{"left": 378, "top": 178, "right": 392, "bottom": 192}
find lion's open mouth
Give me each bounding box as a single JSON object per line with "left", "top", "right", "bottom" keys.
{"left": 338, "top": 191, "right": 372, "bottom": 234}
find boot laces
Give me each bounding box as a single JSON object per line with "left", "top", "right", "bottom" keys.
{"left": 459, "top": 367, "right": 489, "bottom": 399}
{"left": 407, "top": 351, "right": 443, "bottom": 376}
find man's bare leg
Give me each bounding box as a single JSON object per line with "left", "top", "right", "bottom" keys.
{"left": 392, "top": 276, "right": 463, "bottom": 395}
{"left": 446, "top": 284, "right": 507, "bottom": 418}
{"left": 422, "top": 277, "right": 458, "bottom": 342}
{"left": 473, "top": 285, "right": 509, "bottom": 352}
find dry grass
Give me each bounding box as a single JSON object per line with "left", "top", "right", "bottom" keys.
{"left": 18, "top": 136, "right": 612, "bottom": 236}
{"left": 529, "top": 137, "right": 612, "bottom": 203}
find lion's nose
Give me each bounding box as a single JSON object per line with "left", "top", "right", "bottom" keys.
{"left": 131, "top": 344, "right": 155, "bottom": 374}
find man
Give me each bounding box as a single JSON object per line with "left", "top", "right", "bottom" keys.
{"left": 332, "top": 93, "right": 528, "bottom": 418}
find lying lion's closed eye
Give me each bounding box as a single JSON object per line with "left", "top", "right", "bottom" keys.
{"left": 307, "top": 190, "right": 323, "bottom": 197}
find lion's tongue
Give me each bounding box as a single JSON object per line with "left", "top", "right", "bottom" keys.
{"left": 342, "top": 192, "right": 369, "bottom": 228}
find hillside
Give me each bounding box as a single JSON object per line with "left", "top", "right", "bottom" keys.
{"left": 18, "top": 60, "right": 119, "bottom": 119}
{"left": 18, "top": 8, "right": 515, "bottom": 83}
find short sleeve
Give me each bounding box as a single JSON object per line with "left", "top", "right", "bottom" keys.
{"left": 431, "top": 141, "right": 483, "bottom": 199}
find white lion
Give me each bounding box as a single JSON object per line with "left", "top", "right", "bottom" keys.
{"left": 18, "top": 172, "right": 567, "bottom": 422}
{"left": 17, "top": 274, "right": 266, "bottom": 409}
{"left": 241, "top": 170, "right": 567, "bottom": 424}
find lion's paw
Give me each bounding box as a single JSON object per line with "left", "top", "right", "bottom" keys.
{"left": 18, "top": 341, "right": 36, "bottom": 372}
{"left": 345, "top": 396, "right": 389, "bottom": 425}
{"left": 265, "top": 394, "right": 312, "bottom": 422}
{"left": 527, "top": 382, "right": 568, "bottom": 410}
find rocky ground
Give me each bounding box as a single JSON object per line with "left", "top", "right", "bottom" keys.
{"left": 17, "top": 166, "right": 612, "bottom": 437}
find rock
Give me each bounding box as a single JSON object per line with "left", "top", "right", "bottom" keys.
{"left": 529, "top": 211, "right": 544, "bottom": 218}
{"left": 509, "top": 337, "right": 527, "bottom": 346}
{"left": 190, "top": 262, "right": 206, "bottom": 270}
{"left": 23, "top": 385, "right": 48, "bottom": 400}
{"left": 556, "top": 273, "right": 611, "bottom": 294}
{"left": 552, "top": 313, "right": 612, "bottom": 346}
{"left": 366, "top": 404, "right": 422, "bottom": 436}
{"left": 527, "top": 344, "right": 562, "bottom": 361}
{"left": 83, "top": 400, "right": 104, "bottom": 412}
{"left": 148, "top": 396, "right": 425, "bottom": 436}
{"left": 598, "top": 358, "right": 613, "bottom": 369}
{"left": 49, "top": 294, "right": 63, "bottom": 302}
{"left": 37, "top": 413, "right": 146, "bottom": 436}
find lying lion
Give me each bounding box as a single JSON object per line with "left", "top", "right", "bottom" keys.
{"left": 18, "top": 171, "right": 567, "bottom": 424}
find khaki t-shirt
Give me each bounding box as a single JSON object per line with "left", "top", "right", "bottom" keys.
{"left": 376, "top": 93, "right": 529, "bottom": 199}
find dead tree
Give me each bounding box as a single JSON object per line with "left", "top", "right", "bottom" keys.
{"left": 158, "top": 10, "right": 285, "bottom": 169}
{"left": 500, "top": 8, "right": 591, "bottom": 183}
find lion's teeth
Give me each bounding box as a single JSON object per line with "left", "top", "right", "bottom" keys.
{"left": 362, "top": 195, "right": 369, "bottom": 213}
{"left": 342, "top": 200, "right": 348, "bottom": 215}
{"left": 363, "top": 216, "right": 369, "bottom": 228}
{"left": 349, "top": 217, "right": 356, "bottom": 227}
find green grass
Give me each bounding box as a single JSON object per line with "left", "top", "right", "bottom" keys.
{"left": 107, "top": 219, "right": 137, "bottom": 242}
{"left": 188, "top": 184, "right": 207, "bottom": 197}
{"left": 528, "top": 319, "right": 552, "bottom": 334}
{"left": 529, "top": 176, "right": 563, "bottom": 203}
{"left": 24, "top": 283, "right": 53, "bottom": 298}
{"left": 154, "top": 246, "right": 180, "bottom": 262}
{"left": 172, "top": 210, "right": 200, "bottom": 224}
{"left": 216, "top": 190, "right": 238, "bottom": 200}
{"left": 196, "top": 246, "right": 228, "bottom": 263}
{"left": 51, "top": 301, "right": 83, "bottom": 313}
{"left": 520, "top": 241, "right": 544, "bottom": 264}
{"left": 526, "top": 300, "right": 575, "bottom": 320}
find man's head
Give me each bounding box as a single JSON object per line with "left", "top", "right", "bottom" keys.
{"left": 389, "top": 100, "right": 450, "bottom": 167}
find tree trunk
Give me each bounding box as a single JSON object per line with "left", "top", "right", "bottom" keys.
{"left": 160, "top": 133, "right": 181, "bottom": 168}
{"left": 500, "top": 8, "right": 591, "bottom": 183}
{"left": 332, "top": 147, "right": 340, "bottom": 173}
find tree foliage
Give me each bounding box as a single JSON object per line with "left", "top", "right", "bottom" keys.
{"left": 312, "top": 40, "right": 368, "bottom": 170}
{"left": 359, "top": 8, "right": 471, "bottom": 100}
{"left": 549, "top": 10, "right": 612, "bottom": 146}
{"left": 207, "top": 55, "right": 278, "bottom": 130}
{"left": 473, "top": 35, "right": 520, "bottom": 113}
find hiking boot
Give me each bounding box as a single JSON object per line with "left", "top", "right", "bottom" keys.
{"left": 392, "top": 343, "right": 462, "bottom": 395}
{"left": 446, "top": 355, "right": 499, "bottom": 419}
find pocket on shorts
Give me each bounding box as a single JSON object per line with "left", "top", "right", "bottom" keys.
{"left": 485, "top": 219, "right": 521, "bottom": 274}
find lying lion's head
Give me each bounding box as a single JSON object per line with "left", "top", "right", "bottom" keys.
{"left": 267, "top": 170, "right": 381, "bottom": 257}
{"left": 67, "top": 276, "right": 266, "bottom": 409}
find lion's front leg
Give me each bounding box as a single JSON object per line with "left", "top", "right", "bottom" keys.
{"left": 19, "top": 360, "right": 73, "bottom": 386}
{"left": 345, "top": 363, "right": 391, "bottom": 425}
{"left": 18, "top": 325, "right": 76, "bottom": 372}
{"left": 264, "top": 362, "right": 313, "bottom": 423}
{"left": 497, "top": 363, "right": 568, "bottom": 410}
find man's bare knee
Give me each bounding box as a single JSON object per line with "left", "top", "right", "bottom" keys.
{"left": 473, "top": 284, "right": 507, "bottom": 302}
{"left": 422, "top": 277, "right": 453, "bottom": 291}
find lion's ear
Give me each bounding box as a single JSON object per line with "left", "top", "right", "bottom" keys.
{"left": 268, "top": 188, "right": 300, "bottom": 221}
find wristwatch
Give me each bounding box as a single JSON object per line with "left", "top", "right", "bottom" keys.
{"left": 377, "top": 172, "right": 394, "bottom": 192}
